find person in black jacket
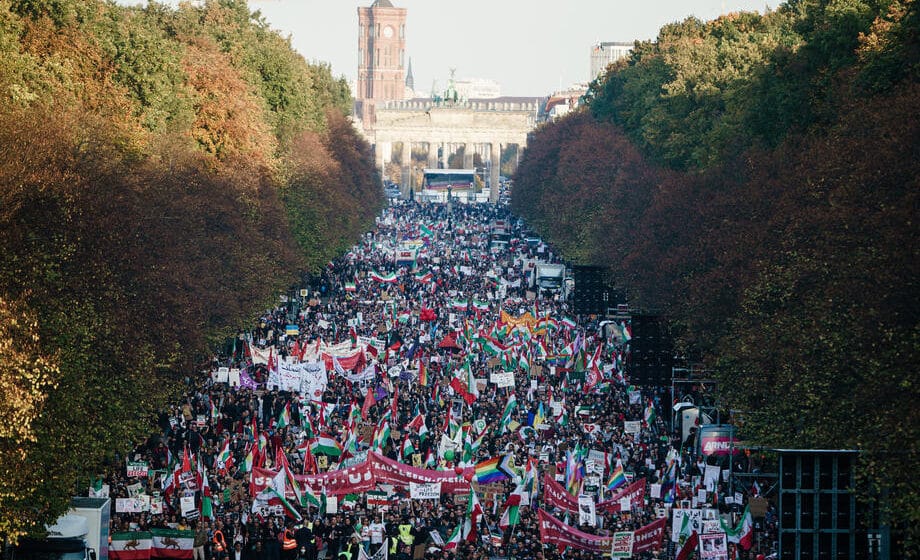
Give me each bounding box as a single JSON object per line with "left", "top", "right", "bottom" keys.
{"left": 293, "top": 524, "right": 315, "bottom": 560}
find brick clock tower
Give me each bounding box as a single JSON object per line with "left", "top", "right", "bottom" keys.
{"left": 356, "top": 0, "right": 407, "bottom": 129}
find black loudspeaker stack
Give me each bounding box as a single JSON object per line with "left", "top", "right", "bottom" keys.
{"left": 572, "top": 265, "right": 613, "bottom": 315}
{"left": 627, "top": 314, "right": 673, "bottom": 386}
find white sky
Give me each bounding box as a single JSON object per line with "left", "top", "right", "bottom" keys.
{"left": 115, "top": 0, "right": 771, "bottom": 97}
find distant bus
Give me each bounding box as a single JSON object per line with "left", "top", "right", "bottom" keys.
{"left": 422, "top": 168, "right": 476, "bottom": 191}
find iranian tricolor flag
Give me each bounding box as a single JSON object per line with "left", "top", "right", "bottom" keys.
{"left": 498, "top": 492, "right": 522, "bottom": 530}
{"left": 721, "top": 505, "right": 754, "bottom": 550}
{"left": 477, "top": 337, "right": 504, "bottom": 356}
{"left": 449, "top": 364, "right": 478, "bottom": 405}
{"left": 450, "top": 299, "right": 469, "bottom": 311}
{"left": 150, "top": 529, "right": 194, "bottom": 560}
{"left": 462, "top": 488, "right": 484, "bottom": 542}
{"left": 443, "top": 524, "right": 462, "bottom": 550}
{"left": 345, "top": 282, "right": 357, "bottom": 292}
{"left": 370, "top": 270, "right": 398, "bottom": 283}
{"left": 472, "top": 300, "right": 489, "bottom": 312}
{"left": 111, "top": 532, "right": 152, "bottom": 560}
{"left": 499, "top": 393, "right": 517, "bottom": 434}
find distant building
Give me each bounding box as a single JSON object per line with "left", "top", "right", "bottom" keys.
{"left": 356, "top": 0, "right": 408, "bottom": 128}
{"left": 590, "top": 41, "right": 633, "bottom": 79}
{"left": 453, "top": 78, "right": 502, "bottom": 100}
{"left": 544, "top": 83, "right": 589, "bottom": 121}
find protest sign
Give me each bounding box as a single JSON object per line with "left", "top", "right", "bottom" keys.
{"left": 126, "top": 461, "right": 149, "bottom": 478}
{"left": 409, "top": 482, "right": 441, "bottom": 500}
{"left": 610, "top": 532, "right": 634, "bottom": 558}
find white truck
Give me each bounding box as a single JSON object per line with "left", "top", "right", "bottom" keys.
{"left": 11, "top": 498, "right": 110, "bottom": 560}
{"left": 534, "top": 263, "right": 566, "bottom": 292}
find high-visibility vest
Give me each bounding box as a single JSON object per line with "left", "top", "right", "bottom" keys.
{"left": 212, "top": 530, "right": 227, "bottom": 553}
{"left": 282, "top": 530, "right": 297, "bottom": 551}
{"left": 398, "top": 525, "right": 413, "bottom": 545}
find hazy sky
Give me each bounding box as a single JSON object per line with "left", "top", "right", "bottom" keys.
{"left": 117, "top": 0, "right": 771, "bottom": 97}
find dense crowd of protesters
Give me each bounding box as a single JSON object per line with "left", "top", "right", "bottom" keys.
{"left": 103, "top": 200, "right": 772, "bottom": 559}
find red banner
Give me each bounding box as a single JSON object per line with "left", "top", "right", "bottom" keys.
{"left": 542, "top": 474, "right": 647, "bottom": 514}
{"left": 294, "top": 451, "right": 472, "bottom": 496}
{"left": 250, "top": 467, "right": 276, "bottom": 497}
{"left": 542, "top": 473, "right": 580, "bottom": 512}
{"left": 599, "top": 478, "right": 647, "bottom": 513}
{"left": 537, "top": 509, "right": 612, "bottom": 553}
{"left": 632, "top": 517, "right": 667, "bottom": 554}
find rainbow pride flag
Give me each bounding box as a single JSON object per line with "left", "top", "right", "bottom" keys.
{"left": 607, "top": 464, "right": 627, "bottom": 491}
{"left": 474, "top": 455, "right": 513, "bottom": 484}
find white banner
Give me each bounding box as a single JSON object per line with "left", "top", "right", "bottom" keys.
{"left": 578, "top": 494, "right": 596, "bottom": 527}
{"left": 344, "top": 364, "right": 377, "bottom": 383}
{"left": 624, "top": 421, "right": 641, "bottom": 434}
{"left": 409, "top": 482, "right": 442, "bottom": 500}
{"left": 490, "top": 371, "right": 515, "bottom": 387}
{"left": 115, "top": 496, "right": 150, "bottom": 513}
{"left": 249, "top": 344, "right": 272, "bottom": 365}
{"left": 302, "top": 361, "right": 328, "bottom": 400}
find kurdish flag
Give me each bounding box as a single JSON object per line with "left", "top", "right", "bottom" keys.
{"left": 240, "top": 445, "right": 254, "bottom": 473}
{"left": 310, "top": 434, "right": 343, "bottom": 457}
{"left": 606, "top": 464, "right": 627, "bottom": 491}
{"left": 370, "top": 270, "right": 398, "bottom": 283}
{"left": 620, "top": 321, "right": 632, "bottom": 341}
{"left": 401, "top": 435, "right": 415, "bottom": 459}
{"left": 474, "top": 455, "right": 513, "bottom": 484}
{"left": 644, "top": 400, "right": 657, "bottom": 426}
{"left": 277, "top": 402, "right": 291, "bottom": 429}
{"left": 111, "top": 532, "right": 152, "bottom": 560}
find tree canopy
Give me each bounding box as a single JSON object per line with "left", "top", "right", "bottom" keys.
{"left": 513, "top": 0, "right": 919, "bottom": 553}
{"left": 0, "top": 0, "right": 382, "bottom": 540}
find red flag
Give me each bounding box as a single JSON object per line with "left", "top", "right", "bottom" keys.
{"left": 676, "top": 532, "right": 699, "bottom": 560}
{"left": 303, "top": 445, "right": 317, "bottom": 475}
{"left": 362, "top": 387, "right": 376, "bottom": 420}
{"left": 390, "top": 383, "right": 399, "bottom": 418}
{"left": 181, "top": 446, "right": 192, "bottom": 474}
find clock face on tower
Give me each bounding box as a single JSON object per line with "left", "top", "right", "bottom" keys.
{"left": 383, "top": 25, "right": 393, "bottom": 38}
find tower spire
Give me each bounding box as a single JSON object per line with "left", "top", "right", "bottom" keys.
{"left": 405, "top": 57, "right": 414, "bottom": 91}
